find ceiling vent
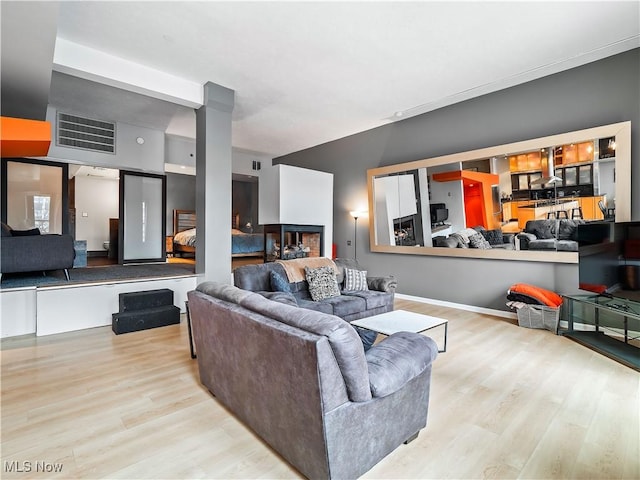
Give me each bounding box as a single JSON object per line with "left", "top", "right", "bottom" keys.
{"left": 56, "top": 112, "right": 116, "bottom": 154}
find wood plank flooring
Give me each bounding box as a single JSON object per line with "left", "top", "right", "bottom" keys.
{"left": 1, "top": 299, "right": 638, "bottom": 479}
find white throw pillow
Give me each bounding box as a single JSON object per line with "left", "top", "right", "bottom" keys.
{"left": 344, "top": 268, "right": 369, "bottom": 291}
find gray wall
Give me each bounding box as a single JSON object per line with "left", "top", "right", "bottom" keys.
{"left": 275, "top": 49, "right": 640, "bottom": 311}
{"left": 166, "top": 172, "right": 196, "bottom": 235}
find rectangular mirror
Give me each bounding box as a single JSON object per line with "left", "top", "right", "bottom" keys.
{"left": 368, "top": 121, "right": 631, "bottom": 263}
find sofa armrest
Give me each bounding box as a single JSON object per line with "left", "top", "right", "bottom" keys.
{"left": 516, "top": 232, "right": 536, "bottom": 250}
{"left": 367, "top": 275, "right": 397, "bottom": 293}
{"left": 366, "top": 332, "right": 438, "bottom": 398}
{"left": 502, "top": 233, "right": 515, "bottom": 245}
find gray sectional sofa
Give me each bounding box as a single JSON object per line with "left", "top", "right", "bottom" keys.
{"left": 233, "top": 257, "right": 397, "bottom": 322}
{"left": 187, "top": 281, "right": 438, "bottom": 479}
{"left": 517, "top": 219, "right": 586, "bottom": 251}
{"left": 1, "top": 223, "right": 75, "bottom": 279}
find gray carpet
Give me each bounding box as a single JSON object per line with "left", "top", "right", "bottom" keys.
{"left": 0, "top": 263, "right": 196, "bottom": 289}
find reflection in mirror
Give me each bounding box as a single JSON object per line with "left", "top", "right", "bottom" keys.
{"left": 367, "top": 122, "right": 631, "bottom": 263}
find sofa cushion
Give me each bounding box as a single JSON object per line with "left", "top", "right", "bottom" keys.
{"left": 305, "top": 266, "right": 341, "bottom": 301}
{"left": 234, "top": 262, "right": 287, "bottom": 292}
{"left": 342, "top": 290, "right": 393, "bottom": 310}
{"left": 270, "top": 270, "right": 291, "bottom": 292}
{"left": 296, "top": 298, "right": 334, "bottom": 315}
{"left": 344, "top": 267, "right": 368, "bottom": 291}
{"left": 556, "top": 240, "right": 579, "bottom": 252}
{"left": 556, "top": 219, "right": 584, "bottom": 240}
{"left": 321, "top": 295, "right": 367, "bottom": 318}
{"left": 528, "top": 221, "right": 554, "bottom": 239}
{"left": 528, "top": 239, "right": 558, "bottom": 250}
{"left": 238, "top": 292, "right": 372, "bottom": 402}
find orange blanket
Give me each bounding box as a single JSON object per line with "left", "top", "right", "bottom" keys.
{"left": 508, "top": 283, "right": 563, "bottom": 308}
{"left": 275, "top": 257, "right": 338, "bottom": 283}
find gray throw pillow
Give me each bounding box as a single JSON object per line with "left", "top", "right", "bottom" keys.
{"left": 468, "top": 233, "right": 492, "bottom": 249}
{"left": 304, "top": 266, "right": 341, "bottom": 301}
{"left": 270, "top": 270, "right": 291, "bottom": 292}
{"left": 481, "top": 228, "right": 504, "bottom": 245}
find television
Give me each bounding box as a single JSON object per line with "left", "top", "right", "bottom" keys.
{"left": 430, "top": 203, "right": 448, "bottom": 225}
{"left": 578, "top": 222, "right": 640, "bottom": 298}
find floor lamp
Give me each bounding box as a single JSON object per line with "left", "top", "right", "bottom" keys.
{"left": 349, "top": 211, "right": 365, "bottom": 261}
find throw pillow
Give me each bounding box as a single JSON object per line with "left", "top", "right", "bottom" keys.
{"left": 10, "top": 228, "right": 41, "bottom": 237}
{"left": 449, "top": 233, "right": 468, "bottom": 248}
{"left": 270, "top": 270, "right": 291, "bottom": 293}
{"left": 468, "top": 233, "right": 492, "bottom": 249}
{"left": 343, "top": 267, "right": 369, "bottom": 291}
{"left": 304, "top": 266, "right": 341, "bottom": 302}
{"left": 481, "top": 228, "right": 504, "bottom": 246}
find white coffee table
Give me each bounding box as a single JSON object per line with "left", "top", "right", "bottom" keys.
{"left": 351, "top": 309, "right": 448, "bottom": 352}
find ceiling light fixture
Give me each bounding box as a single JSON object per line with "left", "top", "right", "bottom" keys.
{"left": 136, "top": 136, "right": 145, "bottom": 145}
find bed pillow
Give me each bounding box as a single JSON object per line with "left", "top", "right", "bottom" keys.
{"left": 304, "top": 266, "right": 341, "bottom": 301}
{"left": 270, "top": 270, "right": 291, "bottom": 293}
{"left": 343, "top": 268, "right": 369, "bottom": 291}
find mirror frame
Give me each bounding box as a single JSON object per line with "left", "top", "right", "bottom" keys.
{"left": 367, "top": 121, "right": 631, "bottom": 263}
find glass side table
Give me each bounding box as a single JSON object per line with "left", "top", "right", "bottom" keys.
{"left": 561, "top": 294, "right": 640, "bottom": 371}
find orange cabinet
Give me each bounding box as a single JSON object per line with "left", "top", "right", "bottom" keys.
{"left": 575, "top": 196, "right": 605, "bottom": 220}
{"left": 509, "top": 152, "right": 542, "bottom": 172}
{"left": 562, "top": 141, "right": 595, "bottom": 165}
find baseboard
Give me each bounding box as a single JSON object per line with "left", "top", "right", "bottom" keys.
{"left": 395, "top": 293, "right": 517, "bottom": 319}
{"left": 87, "top": 251, "right": 108, "bottom": 258}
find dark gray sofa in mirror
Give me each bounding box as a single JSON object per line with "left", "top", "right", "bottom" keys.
{"left": 187, "top": 281, "right": 438, "bottom": 479}
{"left": 517, "top": 219, "right": 586, "bottom": 251}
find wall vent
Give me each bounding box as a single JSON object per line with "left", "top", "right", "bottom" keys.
{"left": 56, "top": 112, "right": 116, "bottom": 154}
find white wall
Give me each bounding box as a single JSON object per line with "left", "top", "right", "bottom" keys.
{"left": 75, "top": 175, "right": 119, "bottom": 251}
{"left": 45, "top": 106, "right": 165, "bottom": 174}
{"left": 164, "top": 135, "right": 273, "bottom": 177}
{"left": 597, "top": 159, "right": 615, "bottom": 204}
{"left": 259, "top": 164, "right": 333, "bottom": 257}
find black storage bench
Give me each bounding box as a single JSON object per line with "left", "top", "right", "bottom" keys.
{"left": 112, "top": 288, "right": 180, "bottom": 334}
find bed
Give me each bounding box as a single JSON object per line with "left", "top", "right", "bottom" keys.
{"left": 172, "top": 209, "right": 264, "bottom": 257}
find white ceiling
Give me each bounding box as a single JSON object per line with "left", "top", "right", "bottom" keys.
{"left": 3, "top": 1, "right": 640, "bottom": 158}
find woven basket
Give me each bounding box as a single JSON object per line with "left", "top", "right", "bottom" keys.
{"left": 516, "top": 304, "right": 559, "bottom": 333}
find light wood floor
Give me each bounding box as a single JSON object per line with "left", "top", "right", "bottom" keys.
{"left": 1, "top": 299, "right": 638, "bottom": 479}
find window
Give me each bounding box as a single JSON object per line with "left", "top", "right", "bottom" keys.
{"left": 2, "top": 159, "right": 68, "bottom": 234}
{"left": 33, "top": 195, "right": 51, "bottom": 233}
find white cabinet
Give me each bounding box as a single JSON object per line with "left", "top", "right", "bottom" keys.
{"left": 36, "top": 276, "right": 197, "bottom": 336}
